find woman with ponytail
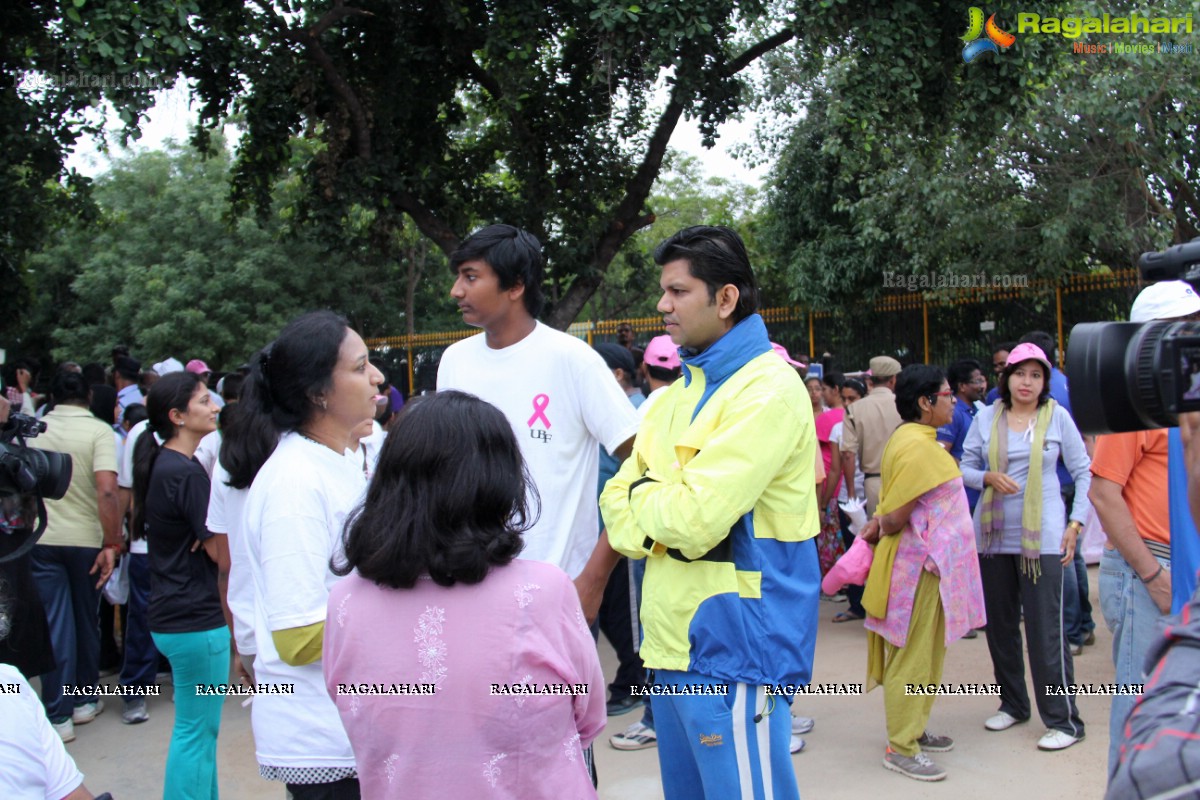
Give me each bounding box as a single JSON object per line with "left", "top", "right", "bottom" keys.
{"left": 133, "top": 371, "right": 226, "bottom": 799}
{"left": 240, "top": 310, "right": 383, "bottom": 799}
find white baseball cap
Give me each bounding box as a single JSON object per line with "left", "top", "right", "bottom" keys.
{"left": 153, "top": 357, "right": 185, "bottom": 376}
{"left": 1130, "top": 280, "right": 1200, "bottom": 322}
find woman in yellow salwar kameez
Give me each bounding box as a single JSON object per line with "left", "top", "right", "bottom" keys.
{"left": 860, "top": 364, "right": 986, "bottom": 782}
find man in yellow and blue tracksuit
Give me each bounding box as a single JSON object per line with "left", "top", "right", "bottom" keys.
{"left": 600, "top": 225, "right": 819, "bottom": 800}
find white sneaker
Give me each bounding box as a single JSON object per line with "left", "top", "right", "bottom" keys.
{"left": 791, "top": 715, "right": 815, "bottom": 735}
{"left": 790, "top": 735, "right": 806, "bottom": 754}
{"left": 1037, "top": 729, "right": 1084, "bottom": 751}
{"left": 984, "top": 711, "right": 1024, "bottom": 731}
{"left": 53, "top": 718, "right": 76, "bottom": 743}
{"left": 72, "top": 700, "right": 104, "bottom": 725}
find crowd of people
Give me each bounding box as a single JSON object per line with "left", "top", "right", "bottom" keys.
{"left": 2, "top": 224, "right": 1199, "bottom": 799}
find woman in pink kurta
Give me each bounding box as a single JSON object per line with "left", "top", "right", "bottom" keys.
{"left": 860, "top": 365, "right": 985, "bottom": 783}
{"left": 322, "top": 391, "right": 605, "bottom": 799}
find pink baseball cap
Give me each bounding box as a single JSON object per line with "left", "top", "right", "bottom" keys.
{"left": 643, "top": 335, "right": 682, "bottom": 370}
{"left": 185, "top": 359, "right": 211, "bottom": 375}
{"left": 1005, "top": 343, "right": 1052, "bottom": 373}
{"left": 771, "top": 342, "right": 802, "bottom": 368}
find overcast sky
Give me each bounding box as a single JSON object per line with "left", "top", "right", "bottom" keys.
{"left": 66, "top": 82, "right": 771, "bottom": 187}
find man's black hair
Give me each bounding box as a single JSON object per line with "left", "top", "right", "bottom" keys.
{"left": 450, "top": 224, "right": 546, "bottom": 318}
{"left": 646, "top": 364, "right": 681, "bottom": 383}
{"left": 947, "top": 358, "right": 983, "bottom": 394}
{"left": 653, "top": 226, "right": 759, "bottom": 323}
{"left": 51, "top": 370, "right": 90, "bottom": 404}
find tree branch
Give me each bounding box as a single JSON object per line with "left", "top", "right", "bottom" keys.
{"left": 728, "top": 28, "right": 796, "bottom": 75}
{"left": 310, "top": 2, "right": 372, "bottom": 38}
{"left": 392, "top": 190, "right": 461, "bottom": 256}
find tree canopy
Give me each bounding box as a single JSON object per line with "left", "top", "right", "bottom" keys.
{"left": 24, "top": 137, "right": 456, "bottom": 369}
{"left": 759, "top": 0, "right": 1200, "bottom": 309}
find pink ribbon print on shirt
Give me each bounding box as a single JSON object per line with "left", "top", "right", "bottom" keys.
{"left": 527, "top": 394, "right": 551, "bottom": 428}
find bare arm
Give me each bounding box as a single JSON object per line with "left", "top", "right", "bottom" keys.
{"left": 841, "top": 451, "right": 857, "bottom": 501}
{"left": 820, "top": 442, "right": 842, "bottom": 510}
{"left": 1090, "top": 476, "right": 1170, "bottom": 614}
{"left": 878, "top": 498, "right": 920, "bottom": 536}
{"left": 91, "top": 470, "right": 121, "bottom": 587}
{"left": 575, "top": 530, "right": 622, "bottom": 626}
{"left": 611, "top": 435, "right": 635, "bottom": 462}
{"left": 202, "top": 534, "right": 235, "bottom": 634}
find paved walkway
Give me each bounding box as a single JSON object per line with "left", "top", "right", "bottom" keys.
{"left": 60, "top": 567, "right": 1114, "bottom": 799}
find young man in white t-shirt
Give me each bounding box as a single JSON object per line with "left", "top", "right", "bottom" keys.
{"left": 437, "top": 225, "right": 639, "bottom": 624}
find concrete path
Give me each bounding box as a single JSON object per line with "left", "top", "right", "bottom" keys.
{"left": 60, "top": 567, "right": 1114, "bottom": 799}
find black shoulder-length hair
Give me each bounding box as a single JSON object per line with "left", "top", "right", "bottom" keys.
{"left": 894, "top": 364, "right": 947, "bottom": 423}
{"left": 998, "top": 358, "right": 1052, "bottom": 409}
{"left": 223, "top": 310, "right": 347, "bottom": 488}
{"left": 332, "top": 391, "right": 537, "bottom": 589}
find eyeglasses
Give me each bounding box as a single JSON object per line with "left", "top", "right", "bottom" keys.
{"left": 931, "top": 390, "right": 955, "bottom": 397}
{"left": 969, "top": 377, "right": 987, "bottom": 385}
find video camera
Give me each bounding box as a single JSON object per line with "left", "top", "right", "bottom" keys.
{"left": 0, "top": 413, "right": 72, "bottom": 563}
{"left": 1068, "top": 237, "right": 1200, "bottom": 434}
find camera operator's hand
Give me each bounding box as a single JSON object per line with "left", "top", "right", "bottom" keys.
{"left": 90, "top": 547, "right": 116, "bottom": 589}
{"left": 984, "top": 471, "right": 1020, "bottom": 495}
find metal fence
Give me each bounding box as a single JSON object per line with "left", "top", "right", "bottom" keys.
{"left": 367, "top": 269, "right": 1141, "bottom": 396}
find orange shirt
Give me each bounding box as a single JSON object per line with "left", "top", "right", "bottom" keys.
{"left": 1089, "top": 429, "right": 1170, "bottom": 544}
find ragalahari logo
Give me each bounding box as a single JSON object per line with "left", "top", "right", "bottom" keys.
{"left": 962, "top": 8, "right": 1017, "bottom": 62}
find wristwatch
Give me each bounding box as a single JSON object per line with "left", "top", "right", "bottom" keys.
{"left": 1066, "top": 520, "right": 1083, "bottom": 533}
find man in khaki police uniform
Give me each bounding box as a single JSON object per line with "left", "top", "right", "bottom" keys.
{"left": 841, "top": 356, "right": 902, "bottom": 515}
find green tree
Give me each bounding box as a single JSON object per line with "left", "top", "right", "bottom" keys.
{"left": 159, "top": 0, "right": 800, "bottom": 328}
{"left": 28, "top": 137, "right": 454, "bottom": 368}
{"left": 758, "top": 0, "right": 1199, "bottom": 309}
{"left": 586, "top": 151, "right": 764, "bottom": 321}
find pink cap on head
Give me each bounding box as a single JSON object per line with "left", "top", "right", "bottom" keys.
{"left": 1004, "top": 343, "right": 1052, "bottom": 373}
{"left": 185, "top": 359, "right": 211, "bottom": 375}
{"left": 771, "top": 342, "right": 802, "bottom": 368}
{"left": 643, "top": 335, "right": 682, "bottom": 370}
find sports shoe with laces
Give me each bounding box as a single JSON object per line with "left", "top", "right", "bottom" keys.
{"left": 610, "top": 721, "right": 657, "bottom": 751}
{"left": 917, "top": 731, "right": 954, "bottom": 752}
{"left": 72, "top": 699, "right": 104, "bottom": 724}
{"left": 883, "top": 748, "right": 946, "bottom": 781}
{"left": 791, "top": 715, "right": 815, "bottom": 735}
{"left": 1037, "top": 729, "right": 1084, "bottom": 751}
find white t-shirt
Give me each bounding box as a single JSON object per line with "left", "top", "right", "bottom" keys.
{"left": 207, "top": 461, "right": 255, "bottom": 656}
{"left": 241, "top": 432, "right": 364, "bottom": 770}
{"left": 0, "top": 665, "right": 84, "bottom": 800}
{"left": 119, "top": 419, "right": 156, "bottom": 555}
{"left": 194, "top": 430, "right": 220, "bottom": 478}
{"left": 437, "top": 324, "right": 640, "bottom": 578}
